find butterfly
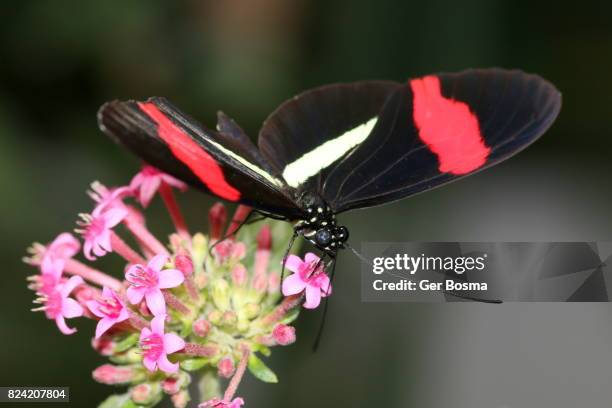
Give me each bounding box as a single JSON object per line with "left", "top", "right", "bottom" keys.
{"left": 98, "top": 68, "right": 561, "bottom": 260}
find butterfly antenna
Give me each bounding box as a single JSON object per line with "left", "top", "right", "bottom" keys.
{"left": 313, "top": 256, "right": 337, "bottom": 351}
{"left": 442, "top": 290, "right": 502, "bottom": 303}
{"left": 344, "top": 242, "right": 373, "bottom": 267}
{"left": 280, "top": 229, "right": 299, "bottom": 283}
{"left": 344, "top": 243, "right": 502, "bottom": 304}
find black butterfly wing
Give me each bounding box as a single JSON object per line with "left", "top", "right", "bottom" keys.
{"left": 258, "top": 81, "right": 401, "bottom": 196}
{"left": 322, "top": 69, "right": 562, "bottom": 212}
{"left": 98, "top": 97, "right": 303, "bottom": 218}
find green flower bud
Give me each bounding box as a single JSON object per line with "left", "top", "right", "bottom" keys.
{"left": 212, "top": 278, "right": 231, "bottom": 311}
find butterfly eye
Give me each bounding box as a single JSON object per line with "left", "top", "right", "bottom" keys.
{"left": 315, "top": 228, "right": 332, "bottom": 246}
{"left": 335, "top": 226, "right": 349, "bottom": 242}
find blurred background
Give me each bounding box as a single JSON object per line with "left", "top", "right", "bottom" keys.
{"left": 1, "top": 1, "right": 612, "bottom": 407}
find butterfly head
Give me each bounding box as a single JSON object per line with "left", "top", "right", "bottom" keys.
{"left": 297, "top": 200, "right": 349, "bottom": 255}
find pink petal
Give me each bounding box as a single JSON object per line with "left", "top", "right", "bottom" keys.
{"left": 281, "top": 273, "right": 307, "bottom": 296}
{"left": 145, "top": 290, "right": 166, "bottom": 316}
{"left": 157, "top": 353, "right": 179, "bottom": 373}
{"left": 303, "top": 285, "right": 322, "bottom": 309}
{"left": 62, "top": 297, "right": 84, "bottom": 318}
{"left": 283, "top": 254, "right": 304, "bottom": 273}
{"left": 143, "top": 356, "right": 157, "bottom": 372}
{"left": 150, "top": 314, "right": 166, "bottom": 335}
{"left": 140, "top": 178, "right": 161, "bottom": 207}
{"left": 60, "top": 276, "right": 84, "bottom": 297}
{"left": 48, "top": 233, "right": 80, "bottom": 259}
{"left": 95, "top": 317, "right": 116, "bottom": 339}
{"left": 101, "top": 286, "right": 113, "bottom": 298}
{"left": 41, "top": 257, "right": 64, "bottom": 279}
{"left": 92, "top": 241, "right": 108, "bottom": 257}
{"left": 158, "top": 269, "right": 184, "bottom": 289}
{"left": 140, "top": 327, "right": 152, "bottom": 342}
{"left": 148, "top": 254, "right": 168, "bottom": 272}
{"left": 130, "top": 172, "right": 144, "bottom": 190}
{"left": 163, "top": 333, "right": 185, "bottom": 354}
{"left": 125, "top": 264, "right": 145, "bottom": 282}
{"left": 55, "top": 315, "right": 76, "bottom": 335}
{"left": 104, "top": 208, "right": 128, "bottom": 227}
{"left": 162, "top": 174, "right": 187, "bottom": 190}
{"left": 83, "top": 240, "right": 95, "bottom": 261}
{"left": 304, "top": 252, "right": 320, "bottom": 264}
{"left": 117, "top": 308, "right": 130, "bottom": 323}
{"left": 126, "top": 286, "right": 145, "bottom": 305}
{"left": 86, "top": 300, "right": 105, "bottom": 318}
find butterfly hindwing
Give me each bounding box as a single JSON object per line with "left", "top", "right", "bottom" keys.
{"left": 322, "top": 69, "right": 562, "bottom": 212}
{"left": 98, "top": 97, "right": 303, "bottom": 218}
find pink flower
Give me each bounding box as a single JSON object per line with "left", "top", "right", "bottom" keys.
{"left": 41, "top": 232, "right": 80, "bottom": 266}
{"left": 86, "top": 287, "right": 130, "bottom": 338}
{"left": 199, "top": 398, "right": 245, "bottom": 408}
{"left": 139, "top": 314, "right": 185, "bottom": 373}
{"left": 38, "top": 256, "right": 64, "bottom": 295}
{"left": 281, "top": 253, "right": 331, "bottom": 309}
{"left": 38, "top": 276, "right": 85, "bottom": 335}
{"left": 88, "top": 182, "right": 131, "bottom": 215}
{"left": 126, "top": 255, "right": 184, "bottom": 316}
{"left": 130, "top": 165, "right": 187, "bottom": 207}
{"left": 77, "top": 208, "right": 128, "bottom": 260}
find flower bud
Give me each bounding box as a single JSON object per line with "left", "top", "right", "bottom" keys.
{"left": 221, "top": 310, "right": 237, "bottom": 327}
{"left": 130, "top": 382, "right": 162, "bottom": 405}
{"left": 162, "top": 373, "right": 190, "bottom": 395}
{"left": 192, "top": 318, "right": 211, "bottom": 338}
{"left": 212, "top": 279, "right": 230, "bottom": 311}
{"left": 92, "top": 364, "right": 135, "bottom": 385}
{"left": 175, "top": 254, "right": 194, "bottom": 276}
{"left": 242, "top": 303, "right": 260, "bottom": 320}
{"left": 226, "top": 205, "right": 251, "bottom": 237}
{"left": 231, "top": 264, "right": 247, "bottom": 286}
{"left": 256, "top": 225, "right": 272, "bottom": 250}
{"left": 268, "top": 272, "right": 280, "bottom": 295}
{"left": 252, "top": 273, "right": 267, "bottom": 293}
{"left": 272, "top": 324, "right": 296, "bottom": 346}
{"left": 208, "top": 203, "right": 227, "bottom": 240}
{"left": 208, "top": 310, "right": 222, "bottom": 325}
{"left": 217, "top": 356, "right": 235, "bottom": 378}
{"left": 91, "top": 336, "right": 116, "bottom": 356}
{"left": 171, "top": 390, "right": 190, "bottom": 408}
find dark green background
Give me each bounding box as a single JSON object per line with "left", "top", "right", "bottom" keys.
{"left": 2, "top": 1, "right": 611, "bottom": 407}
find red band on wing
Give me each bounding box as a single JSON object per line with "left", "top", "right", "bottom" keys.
{"left": 138, "top": 102, "right": 241, "bottom": 201}
{"left": 410, "top": 76, "right": 490, "bottom": 175}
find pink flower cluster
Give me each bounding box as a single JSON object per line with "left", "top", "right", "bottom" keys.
{"left": 24, "top": 164, "right": 330, "bottom": 408}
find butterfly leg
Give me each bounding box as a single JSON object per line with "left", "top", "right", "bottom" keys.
{"left": 280, "top": 228, "right": 300, "bottom": 284}
{"left": 313, "top": 253, "right": 337, "bottom": 351}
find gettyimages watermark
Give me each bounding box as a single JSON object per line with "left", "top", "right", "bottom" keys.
{"left": 361, "top": 242, "right": 612, "bottom": 302}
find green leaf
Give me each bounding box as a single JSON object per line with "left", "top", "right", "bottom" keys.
{"left": 279, "top": 308, "right": 300, "bottom": 325}
{"left": 181, "top": 358, "right": 209, "bottom": 371}
{"left": 114, "top": 333, "right": 139, "bottom": 353}
{"left": 248, "top": 354, "right": 278, "bottom": 383}
{"left": 98, "top": 393, "right": 132, "bottom": 408}
{"left": 258, "top": 345, "right": 271, "bottom": 357}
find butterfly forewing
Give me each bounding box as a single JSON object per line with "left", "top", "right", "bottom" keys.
{"left": 322, "top": 69, "right": 561, "bottom": 212}
{"left": 98, "top": 97, "right": 303, "bottom": 218}
{"left": 258, "top": 81, "right": 401, "bottom": 195}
